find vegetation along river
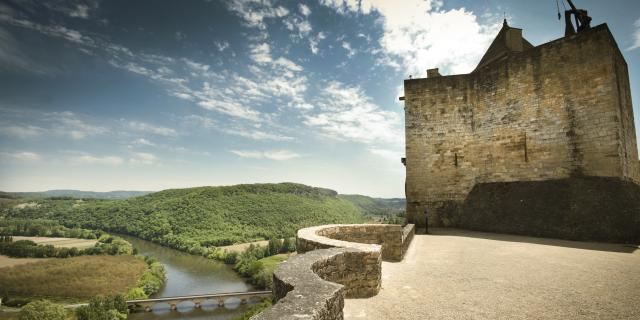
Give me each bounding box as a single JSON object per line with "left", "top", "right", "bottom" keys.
{"left": 120, "top": 235, "right": 256, "bottom": 320}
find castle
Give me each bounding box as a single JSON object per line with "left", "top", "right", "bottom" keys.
{"left": 401, "top": 20, "right": 640, "bottom": 242}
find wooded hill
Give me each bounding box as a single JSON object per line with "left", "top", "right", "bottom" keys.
{"left": 0, "top": 183, "right": 403, "bottom": 252}
{"left": 1, "top": 190, "right": 151, "bottom": 199}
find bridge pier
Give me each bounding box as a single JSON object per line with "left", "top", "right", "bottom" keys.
{"left": 126, "top": 290, "right": 271, "bottom": 313}
{"left": 141, "top": 304, "right": 153, "bottom": 312}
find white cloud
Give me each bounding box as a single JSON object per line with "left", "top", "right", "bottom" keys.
{"left": 0, "top": 125, "right": 44, "bottom": 138}
{"left": 130, "top": 138, "right": 155, "bottom": 146}
{"left": 299, "top": 4, "right": 311, "bottom": 17}
{"left": 341, "top": 41, "right": 356, "bottom": 57}
{"left": 71, "top": 154, "right": 124, "bottom": 165}
{"left": 69, "top": 4, "right": 90, "bottom": 19}
{"left": 172, "top": 92, "right": 194, "bottom": 101}
{"left": 321, "top": 0, "right": 501, "bottom": 75}
{"left": 183, "top": 58, "right": 210, "bottom": 73}
{"left": 309, "top": 31, "right": 326, "bottom": 54}
{"left": 284, "top": 17, "right": 312, "bottom": 38}
{"left": 1, "top": 110, "right": 106, "bottom": 141}
{"left": 250, "top": 43, "right": 272, "bottom": 63}
{"left": 215, "top": 41, "right": 230, "bottom": 52}
{"left": 129, "top": 152, "right": 157, "bottom": 165}
{"left": 0, "top": 151, "right": 40, "bottom": 161}
{"left": 304, "top": 81, "right": 402, "bottom": 144}
{"left": 231, "top": 149, "right": 301, "bottom": 160}
{"left": 226, "top": 0, "right": 289, "bottom": 29}
{"left": 627, "top": 17, "right": 640, "bottom": 51}
{"left": 225, "top": 128, "right": 293, "bottom": 141}
{"left": 197, "top": 98, "right": 262, "bottom": 122}
{"left": 52, "top": 111, "right": 107, "bottom": 140}
{"left": 185, "top": 115, "right": 292, "bottom": 141}
{"left": 0, "top": 8, "right": 95, "bottom": 46}
{"left": 128, "top": 121, "right": 178, "bottom": 136}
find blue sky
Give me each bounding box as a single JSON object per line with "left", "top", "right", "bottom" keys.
{"left": 0, "top": 0, "right": 639, "bottom": 197}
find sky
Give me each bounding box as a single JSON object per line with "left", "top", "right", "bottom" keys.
{"left": 0, "top": 0, "right": 639, "bottom": 198}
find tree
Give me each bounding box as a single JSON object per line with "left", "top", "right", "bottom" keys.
{"left": 19, "top": 300, "right": 66, "bottom": 320}
{"left": 281, "top": 237, "right": 295, "bottom": 253}
{"left": 267, "top": 239, "right": 282, "bottom": 257}
{"left": 75, "top": 295, "right": 128, "bottom": 320}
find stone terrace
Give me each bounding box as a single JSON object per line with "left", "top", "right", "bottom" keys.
{"left": 344, "top": 228, "right": 640, "bottom": 320}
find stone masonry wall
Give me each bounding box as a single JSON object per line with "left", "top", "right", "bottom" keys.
{"left": 404, "top": 24, "right": 639, "bottom": 227}
{"left": 313, "top": 224, "right": 405, "bottom": 261}
{"left": 252, "top": 224, "right": 415, "bottom": 320}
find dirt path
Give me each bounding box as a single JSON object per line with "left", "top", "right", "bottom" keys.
{"left": 344, "top": 228, "right": 640, "bottom": 320}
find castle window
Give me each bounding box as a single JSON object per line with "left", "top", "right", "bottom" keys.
{"left": 454, "top": 153, "right": 458, "bottom": 167}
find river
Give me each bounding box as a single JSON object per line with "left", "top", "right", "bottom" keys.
{"left": 120, "top": 235, "right": 255, "bottom": 320}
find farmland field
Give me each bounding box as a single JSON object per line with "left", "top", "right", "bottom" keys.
{"left": 12, "top": 236, "right": 97, "bottom": 249}
{"left": 0, "top": 255, "right": 147, "bottom": 301}
{"left": 0, "top": 255, "right": 50, "bottom": 268}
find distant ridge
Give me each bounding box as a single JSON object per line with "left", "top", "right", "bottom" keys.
{"left": 2, "top": 190, "right": 152, "bottom": 199}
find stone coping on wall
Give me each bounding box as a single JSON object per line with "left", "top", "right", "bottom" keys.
{"left": 297, "top": 224, "right": 384, "bottom": 252}
{"left": 251, "top": 223, "right": 415, "bottom": 320}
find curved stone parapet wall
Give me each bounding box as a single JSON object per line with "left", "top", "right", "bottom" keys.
{"left": 252, "top": 223, "right": 415, "bottom": 320}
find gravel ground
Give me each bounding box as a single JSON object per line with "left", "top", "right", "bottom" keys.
{"left": 344, "top": 228, "right": 640, "bottom": 320}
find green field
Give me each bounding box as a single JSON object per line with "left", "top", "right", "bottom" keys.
{"left": 0, "top": 255, "right": 147, "bottom": 301}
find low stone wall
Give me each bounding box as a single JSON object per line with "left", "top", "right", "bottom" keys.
{"left": 252, "top": 224, "right": 415, "bottom": 320}
{"left": 402, "top": 224, "right": 415, "bottom": 255}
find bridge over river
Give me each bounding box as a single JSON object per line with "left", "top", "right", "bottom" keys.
{"left": 127, "top": 290, "right": 272, "bottom": 312}
{"left": 65, "top": 291, "right": 272, "bottom": 313}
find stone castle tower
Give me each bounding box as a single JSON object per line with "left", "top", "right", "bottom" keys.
{"left": 401, "top": 21, "right": 640, "bottom": 242}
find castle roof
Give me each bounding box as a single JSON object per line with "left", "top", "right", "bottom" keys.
{"left": 474, "top": 19, "right": 534, "bottom": 71}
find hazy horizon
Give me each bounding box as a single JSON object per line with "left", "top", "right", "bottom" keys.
{"left": 1, "top": 182, "right": 406, "bottom": 198}
{"left": 1, "top": 0, "right": 639, "bottom": 198}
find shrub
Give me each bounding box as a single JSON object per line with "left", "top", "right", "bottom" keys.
{"left": 224, "top": 251, "right": 238, "bottom": 264}
{"left": 19, "top": 300, "right": 66, "bottom": 320}
{"left": 124, "top": 287, "right": 147, "bottom": 300}
{"left": 75, "top": 295, "right": 128, "bottom": 320}
{"left": 231, "top": 298, "right": 272, "bottom": 320}
{"left": 281, "top": 237, "right": 296, "bottom": 253}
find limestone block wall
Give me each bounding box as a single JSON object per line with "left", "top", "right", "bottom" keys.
{"left": 403, "top": 24, "right": 639, "bottom": 226}
{"left": 252, "top": 224, "right": 415, "bottom": 320}
{"left": 310, "top": 224, "right": 406, "bottom": 261}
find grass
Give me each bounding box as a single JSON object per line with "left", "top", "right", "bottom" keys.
{"left": 221, "top": 240, "right": 271, "bottom": 253}
{"left": 259, "top": 254, "right": 289, "bottom": 273}
{"left": 0, "top": 255, "right": 147, "bottom": 301}
{"left": 0, "top": 255, "right": 51, "bottom": 268}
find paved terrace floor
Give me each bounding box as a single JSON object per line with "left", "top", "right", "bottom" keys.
{"left": 344, "top": 228, "right": 640, "bottom": 320}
